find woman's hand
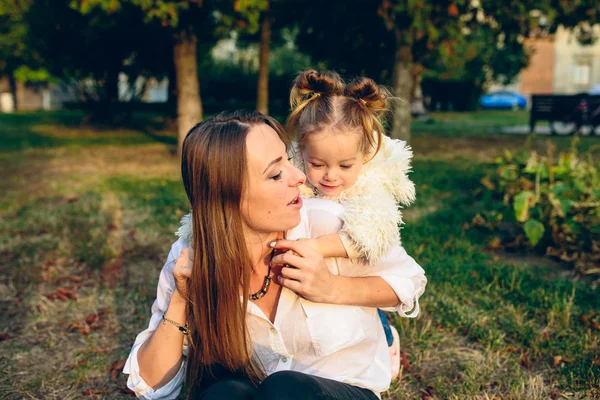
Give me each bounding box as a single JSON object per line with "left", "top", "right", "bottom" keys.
{"left": 270, "top": 239, "right": 339, "bottom": 304}
{"left": 173, "top": 248, "right": 193, "bottom": 300}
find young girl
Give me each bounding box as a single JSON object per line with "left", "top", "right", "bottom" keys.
{"left": 285, "top": 70, "right": 423, "bottom": 379}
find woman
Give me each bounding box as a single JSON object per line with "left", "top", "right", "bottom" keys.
{"left": 123, "top": 110, "right": 426, "bottom": 399}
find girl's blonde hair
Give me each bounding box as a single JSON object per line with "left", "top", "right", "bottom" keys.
{"left": 286, "top": 69, "right": 390, "bottom": 158}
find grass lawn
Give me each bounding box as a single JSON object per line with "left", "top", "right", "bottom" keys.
{"left": 0, "top": 111, "right": 598, "bottom": 399}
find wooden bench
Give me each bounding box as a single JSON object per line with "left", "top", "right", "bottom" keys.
{"left": 530, "top": 94, "right": 600, "bottom": 135}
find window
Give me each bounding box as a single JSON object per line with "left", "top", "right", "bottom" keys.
{"left": 573, "top": 64, "right": 591, "bottom": 85}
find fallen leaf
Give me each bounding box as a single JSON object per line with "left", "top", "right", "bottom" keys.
{"left": 56, "top": 293, "right": 68, "bottom": 301}
{"left": 0, "top": 333, "right": 13, "bottom": 341}
{"left": 98, "top": 307, "right": 111, "bottom": 316}
{"left": 73, "top": 359, "right": 89, "bottom": 369}
{"left": 82, "top": 389, "right": 107, "bottom": 395}
{"left": 552, "top": 355, "right": 563, "bottom": 368}
{"left": 109, "top": 359, "right": 126, "bottom": 372}
{"left": 421, "top": 386, "right": 434, "bottom": 400}
{"left": 110, "top": 359, "right": 127, "bottom": 385}
{"left": 67, "top": 321, "right": 86, "bottom": 332}
{"left": 56, "top": 288, "right": 77, "bottom": 300}
{"left": 400, "top": 351, "right": 412, "bottom": 372}
{"left": 111, "top": 368, "right": 119, "bottom": 385}
{"left": 520, "top": 352, "right": 530, "bottom": 369}
{"left": 66, "top": 275, "right": 82, "bottom": 283}
{"left": 79, "top": 325, "right": 91, "bottom": 335}
{"left": 90, "top": 323, "right": 104, "bottom": 331}
{"left": 590, "top": 319, "right": 600, "bottom": 331}
{"left": 86, "top": 314, "right": 98, "bottom": 325}
{"left": 67, "top": 196, "right": 79, "bottom": 203}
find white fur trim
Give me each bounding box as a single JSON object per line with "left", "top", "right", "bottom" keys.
{"left": 175, "top": 212, "right": 193, "bottom": 244}
{"left": 290, "top": 136, "right": 416, "bottom": 264}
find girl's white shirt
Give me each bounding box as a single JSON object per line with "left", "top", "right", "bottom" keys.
{"left": 292, "top": 135, "right": 416, "bottom": 265}
{"left": 123, "top": 198, "right": 426, "bottom": 400}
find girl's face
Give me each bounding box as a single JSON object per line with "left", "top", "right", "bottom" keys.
{"left": 241, "top": 124, "right": 306, "bottom": 237}
{"left": 302, "top": 128, "right": 366, "bottom": 197}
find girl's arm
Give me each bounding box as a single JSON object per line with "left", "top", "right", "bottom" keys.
{"left": 271, "top": 240, "right": 400, "bottom": 308}
{"left": 272, "top": 239, "right": 425, "bottom": 315}
{"left": 281, "top": 197, "right": 425, "bottom": 317}
{"left": 299, "top": 233, "right": 348, "bottom": 258}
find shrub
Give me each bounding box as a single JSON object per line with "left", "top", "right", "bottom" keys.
{"left": 469, "top": 139, "right": 600, "bottom": 276}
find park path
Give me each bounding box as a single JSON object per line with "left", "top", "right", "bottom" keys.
{"left": 501, "top": 125, "right": 551, "bottom": 135}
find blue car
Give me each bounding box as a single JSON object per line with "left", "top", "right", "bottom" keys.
{"left": 480, "top": 90, "right": 527, "bottom": 110}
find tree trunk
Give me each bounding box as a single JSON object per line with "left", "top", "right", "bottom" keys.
{"left": 389, "top": 44, "right": 413, "bottom": 142}
{"left": 256, "top": 8, "right": 271, "bottom": 115}
{"left": 174, "top": 29, "right": 203, "bottom": 156}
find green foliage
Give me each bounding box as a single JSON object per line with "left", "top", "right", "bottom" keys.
{"left": 0, "top": 0, "right": 48, "bottom": 83}
{"left": 71, "top": 0, "right": 195, "bottom": 27}
{"left": 471, "top": 139, "right": 600, "bottom": 276}
{"left": 13, "top": 65, "right": 52, "bottom": 82}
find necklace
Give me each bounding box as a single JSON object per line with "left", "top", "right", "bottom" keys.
{"left": 250, "top": 248, "right": 275, "bottom": 301}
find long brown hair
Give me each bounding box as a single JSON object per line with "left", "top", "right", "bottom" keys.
{"left": 286, "top": 69, "right": 390, "bottom": 159}
{"left": 180, "top": 110, "right": 288, "bottom": 397}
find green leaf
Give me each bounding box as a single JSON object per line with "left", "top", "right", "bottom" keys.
{"left": 559, "top": 199, "right": 572, "bottom": 216}
{"left": 524, "top": 219, "right": 545, "bottom": 246}
{"left": 498, "top": 165, "right": 519, "bottom": 181}
{"left": 514, "top": 190, "right": 535, "bottom": 223}
{"left": 551, "top": 183, "right": 569, "bottom": 196}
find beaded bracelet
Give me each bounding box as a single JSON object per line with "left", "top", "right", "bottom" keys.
{"left": 162, "top": 313, "right": 189, "bottom": 335}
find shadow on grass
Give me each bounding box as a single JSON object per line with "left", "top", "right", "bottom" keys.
{"left": 0, "top": 111, "right": 177, "bottom": 152}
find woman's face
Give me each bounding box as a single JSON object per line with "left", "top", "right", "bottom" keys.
{"left": 241, "top": 123, "right": 306, "bottom": 236}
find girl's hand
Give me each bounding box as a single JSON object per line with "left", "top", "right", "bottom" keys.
{"left": 173, "top": 248, "right": 193, "bottom": 300}
{"left": 270, "top": 239, "right": 339, "bottom": 304}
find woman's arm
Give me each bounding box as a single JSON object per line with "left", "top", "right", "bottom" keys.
{"left": 123, "top": 241, "right": 191, "bottom": 399}
{"left": 136, "top": 292, "right": 187, "bottom": 389}
{"left": 271, "top": 240, "right": 401, "bottom": 308}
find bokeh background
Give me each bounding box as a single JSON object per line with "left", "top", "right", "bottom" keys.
{"left": 1, "top": 1, "right": 599, "bottom": 399}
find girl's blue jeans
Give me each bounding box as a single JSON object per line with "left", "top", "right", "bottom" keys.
{"left": 378, "top": 309, "right": 394, "bottom": 347}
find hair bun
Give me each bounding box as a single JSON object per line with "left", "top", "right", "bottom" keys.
{"left": 292, "top": 70, "right": 344, "bottom": 97}
{"left": 344, "top": 77, "right": 389, "bottom": 113}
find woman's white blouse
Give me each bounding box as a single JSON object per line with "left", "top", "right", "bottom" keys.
{"left": 123, "top": 198, "right": 427, "bottom": 399}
